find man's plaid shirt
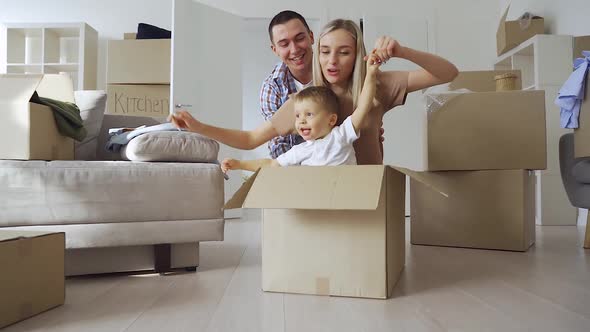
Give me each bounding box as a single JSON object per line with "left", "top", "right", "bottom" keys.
{"left": 259, "top": 62, "right": 305, "bottom": 158}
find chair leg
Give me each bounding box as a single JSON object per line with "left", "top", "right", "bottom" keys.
{"left": 585, "top": 213, "right": 590, "bottom": 249}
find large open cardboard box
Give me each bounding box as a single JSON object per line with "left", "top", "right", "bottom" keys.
{"left": 0, "top": 74, "right": 75, "bottom": 160}
{"left": 0, "top": 231, "right": 65, "bottom": 328}
{"left": 107, "top": 39, "right": 171, "bottom": 84}
{"left": 425, "top": 89, "right": 546, "bottom": 171}
{"left": 106, "top": 84, "right": 170, "bottom": 117}
{"left": 226, "top": 166, "right": 419, "bottom": 299}
{"left": 496, "top": 5, "right": 544, "bottom": 56}
{"left": 411, "top": 170, "right": 535, "bottom": 252}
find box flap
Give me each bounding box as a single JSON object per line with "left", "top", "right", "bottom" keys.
{"left": 244, "top": 165, "right": 386, "bottom": 210}
{"left": 0, "top": 230, "right": 61, "bottom": 243}
{"left": 36, "top": 74, "right": 75, "bottom": 103}
{"left": 391, "top": 166, "right": 449, "bottom": 198}
{"left": 497, "top": 5, "right": 510, "bottom": 34}
{"left": 0, "top": 74, "right": 43, "bottom": 104}
{"left": 224, "top": 165, "right": 449, "bottom": 211}
{"left": 224, "top": 169, "right": 260, "bottom": 210}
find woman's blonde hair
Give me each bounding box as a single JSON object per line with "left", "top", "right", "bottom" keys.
{"left": 312, "top": 19, "right": 367, "bottom": 109}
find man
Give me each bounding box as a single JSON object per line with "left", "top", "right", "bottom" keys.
{"left": 260, "top": 10, "right": 314, "bottom": 158}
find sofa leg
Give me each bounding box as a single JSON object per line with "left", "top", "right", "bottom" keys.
{"left": 154, "top": 244, "right": 171, "bottom": 273}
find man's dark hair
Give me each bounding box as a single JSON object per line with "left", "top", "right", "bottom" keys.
{"left": 268, "top": 10, "right": 311, "bottom": 43}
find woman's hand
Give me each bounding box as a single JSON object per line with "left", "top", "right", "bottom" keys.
{"left": 364, "top": 36, "right": 404, "bottom": 64}
{"left": 168, "top": 110, "right": 202, "bottom": 133}
{"left": 221, "top": 158, "right": 240, "bottom": 174}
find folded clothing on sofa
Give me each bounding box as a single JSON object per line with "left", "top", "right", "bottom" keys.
{"left": 106, "top": 123, "right": 220, "bottom": 164}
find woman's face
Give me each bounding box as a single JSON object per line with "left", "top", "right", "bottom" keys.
{"left": 319, "top": 29, "right": 357, "bottom": 86}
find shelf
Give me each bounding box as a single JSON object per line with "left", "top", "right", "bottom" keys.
{"left": 492, "top": 33, "right": 578, "bottom": 225}
{"left": 6, "top": 64, "right": 42, "bottom": 74}
{"left": 2, "top": 22, "right": 97, "bottom": 89}
{"left": 44, "top": 63, "right": 79, "bottom": 71}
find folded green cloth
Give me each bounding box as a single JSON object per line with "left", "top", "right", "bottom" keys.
{"left": 30, "top": 92, "right": 87, "bottom": 142}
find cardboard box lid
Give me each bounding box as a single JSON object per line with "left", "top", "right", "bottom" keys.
{"left": 0, "top": 230, "right": 64, "bottom": 242}
{"left": 225, "top": 165, "right": 447, "bottom": 210}
{"left": 0, "top": 74, "right": 75, "bottom": 104}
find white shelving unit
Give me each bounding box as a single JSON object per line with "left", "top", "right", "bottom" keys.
{"left": 495, "top": 34, "right": 576, "bottom": 226}
{"left": 1, "top": 22, "right": 98, "bottom": 90}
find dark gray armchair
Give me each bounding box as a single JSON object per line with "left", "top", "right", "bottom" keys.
{"left": 559, "top": 133, "right": 590, "bottom": 248}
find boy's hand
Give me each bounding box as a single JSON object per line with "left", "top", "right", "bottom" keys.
{"left": 366, "top": 52, "right": 382, "bottom": 77}
{"left": 168, "top": 110, "right": 202, "bottom": 132}
{"left": 221, "top": 158, "right": 240, "bottom": 173}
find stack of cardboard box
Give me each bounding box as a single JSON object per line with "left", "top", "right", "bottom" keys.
{"left": 106, "top": 34, "right": 170, "bottom": 117}
{"left": 410, "top": 70, "right": 547, "bottom": 252}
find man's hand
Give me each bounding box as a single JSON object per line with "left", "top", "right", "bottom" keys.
{"left": 168, "top": 110, "right": 202, "bottom": 132}
{"left": 221, "top": 158, "right": 240, "bottom": 174}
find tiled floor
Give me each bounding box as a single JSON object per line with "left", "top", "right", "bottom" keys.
{"left": 5, "top": 212, "right": 590, "bottom": 332}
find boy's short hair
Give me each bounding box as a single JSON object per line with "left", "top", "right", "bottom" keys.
{"left": 268, "top": 10, "right": 311, "bottom": 43}
{"left": 292, "top": 86, "right": 339, "bottom": 115}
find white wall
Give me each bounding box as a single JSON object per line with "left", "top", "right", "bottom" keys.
{"left": 0, "top": 0, "right": 172, "bottom": 89}
{"left": 199, "top": 0, "right": 500, "bottom": 71}
{"left": 498, "top": 0, "right": 590, "bottom": 38}
{"left": 1, "top": 0, "right": 502, "bottom": 90}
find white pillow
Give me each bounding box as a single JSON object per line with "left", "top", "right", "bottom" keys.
{"left": 121, "top": 131, "right": 220, "bottom": 162}
{"left": 74, "top": 90, "right": 107, "bottom": 160}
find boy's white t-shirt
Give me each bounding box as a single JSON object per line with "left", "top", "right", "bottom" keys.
{"left": 276, "top": 116, "right": 359, "bottom": 166}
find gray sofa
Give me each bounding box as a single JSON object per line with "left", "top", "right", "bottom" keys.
{"left": 559, "top": 133, "right": 590, "bottom": 248}
{"left": 0, "top": 112, "right": 225, "bottom": 276}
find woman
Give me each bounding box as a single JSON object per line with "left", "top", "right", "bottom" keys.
{"left": 171, "top": 19, "right": 458, "bottom": 165}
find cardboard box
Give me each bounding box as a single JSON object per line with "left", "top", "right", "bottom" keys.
{"left": 574, "top": 71, "right": 590, "bottom": 158}
{"left": 411, "top": 170, "right": 536, "bottom": 252}
{"left": 0, "top": 231, "right": 65, "bottom": 328}
{"left": 449, "top": 70, "right": 522, "bottom": 92}
{"left": 573, "top": 36, "right": 590, "bottom": 61}
{"left": 106, "top": 84, "right": 170, "bottom": 117}
{"left": 497, "top": 5, "right": 544, "bottom": 56}
{"left": 123, "top": 32, "right": 137, "bottom": 40}
{"left": 0, "top": 74, "right": 75, "bottom": 160}
{"left": 107, "top": 39, "right": 170, "bottom": 84}
{"left": 226, "top": 166, "right": 413, "bottom": 299}
{"left": 426, "top": 89, "right": 546, "bottom": 171}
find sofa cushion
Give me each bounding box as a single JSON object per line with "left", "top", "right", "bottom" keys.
{"left": 0, "top": 160, "right": 224, "bottom": 226}
{"left": 121, "top": 131, "right": 219, "bottom": 162}
{"left": 74, "top": 90, "right": 107, "bottom": 160}
{"left": 96, "top": 114, "right": 162, "bottom": 161}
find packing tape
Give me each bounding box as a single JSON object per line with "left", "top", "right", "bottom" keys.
{"left": 19, "top": 302, "right": 33, "bottom": 318}
{"left": 17, "top": 238, "right": 32, "bottom": 257}
{"left": 315, "top": 277, "right": 330, "bottom": 296}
